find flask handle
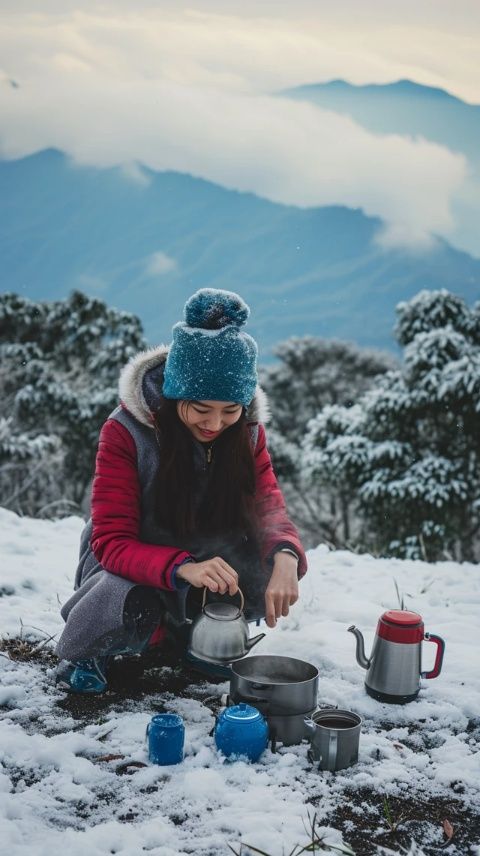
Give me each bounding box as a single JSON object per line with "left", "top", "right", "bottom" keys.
{"left": 421, "top": 632, "right": 445, "bottom": 679}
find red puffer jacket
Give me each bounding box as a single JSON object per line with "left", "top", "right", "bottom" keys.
{"left": 90, "top": 414, "right": 307, "bottom": 591}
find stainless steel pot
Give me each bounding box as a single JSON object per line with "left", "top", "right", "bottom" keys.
{"left": 229, "top": 655, "right": 319, "bottom": 716}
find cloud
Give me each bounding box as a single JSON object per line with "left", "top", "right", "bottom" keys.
{"left": 0, "top": 71, "right": 466, "bottom": 247}
{"left": 0, "top": 4, "right": 473, "bottom": 247}
{"left": 145, "top": 252, "right": 177, "bottom": 276}
{"left": 1, "top": 4, "right": 479, "bottom": 100}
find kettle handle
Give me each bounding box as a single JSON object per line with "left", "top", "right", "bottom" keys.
{"left": 421, "top": 632, "right": 445, "bottom": 679}
{"left": 202, "top": 586, "right": 245, "bottom": 613}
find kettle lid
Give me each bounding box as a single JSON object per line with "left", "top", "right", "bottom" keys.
{"left": 225, "top": 703, "right": 263, "bottom": 723}
{"left": 382, "top": 609, "right": 422, "bottom": 626}
{"left": 204, "top": 603, "right": 241, "bottom": 621}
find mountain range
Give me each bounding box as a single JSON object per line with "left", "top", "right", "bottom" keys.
{"left": 1, "top": 80, "right": 480, "bottom": 359}
{"left": 283, "top": 79, "right": 480, "bottom": 257}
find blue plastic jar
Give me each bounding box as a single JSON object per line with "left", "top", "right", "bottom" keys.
{"left": 214, "top": 703, "right": 269, "bottom": 762}
{"left": 146, "top": 713, "right": 185, "bottom": 765}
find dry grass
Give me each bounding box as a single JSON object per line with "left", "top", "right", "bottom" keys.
{"left": 0, "top": 634, "right": 57, "bottom": 665}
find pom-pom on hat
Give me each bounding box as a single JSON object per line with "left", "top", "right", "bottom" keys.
{"left": 162, "top": 288, "right": 258, "bottom": 406}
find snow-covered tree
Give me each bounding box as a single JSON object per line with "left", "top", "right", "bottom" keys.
{"left": 261, "top": 337, "right": 396, "bottom": 547}
{"left": 0, "top": 291, "right": 147, "bottom": 517}
{"left": 303, "top": 290, "right": 480, "bottom": 561}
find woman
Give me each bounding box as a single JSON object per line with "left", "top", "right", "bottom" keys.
{"left": 56, "top": 288, "right": 307, "bottom": 693}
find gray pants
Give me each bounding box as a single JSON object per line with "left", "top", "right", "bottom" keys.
{"left": 57, "top": 570, "right": 163, "bottom": 660}
{"left": 56, "top": 569, "right": 190, "bottom": 663}
{"left": 55, "top": 516, "right": 194, "bottom": 662}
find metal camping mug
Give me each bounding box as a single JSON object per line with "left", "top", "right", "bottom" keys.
{"left": 146, "top": 713, "right": 185, "bottom": 765}
{"left": 304, "top": 709, "right": 362, "bottom": 772}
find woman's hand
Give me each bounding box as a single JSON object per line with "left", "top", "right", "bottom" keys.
{"left": 264, "top": 553, "right": 299, "bottom": 628}
{"left": 176, "top": 557, "right": 239, "bottom": 596}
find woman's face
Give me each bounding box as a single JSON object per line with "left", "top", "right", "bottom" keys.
{"left": 177, "top": 400, "right": 243, "bottom": 443}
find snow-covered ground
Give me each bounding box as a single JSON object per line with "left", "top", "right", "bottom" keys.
{"left": 0, "top": 507, "right": 479, "bottom": 855}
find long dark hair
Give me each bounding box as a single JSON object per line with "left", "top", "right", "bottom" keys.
{"left": 153, "top": 398, "right": 259, "bottom": 540}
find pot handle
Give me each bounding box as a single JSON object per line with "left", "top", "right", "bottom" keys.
{"left": 249, "top": 682, "right": 273, "bottom": 693}
{"left": 202, "top": 586, "right": 245, "bottom": 613}
{"left": 232, "top": 694, "right": 270, "bottom": 714}
{"left": 421, "top": 632, "right": 445, "bottom": 679}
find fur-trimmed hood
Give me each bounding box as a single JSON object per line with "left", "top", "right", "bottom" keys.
{"left": 119, "top": 344, "right": 270, "bottom": 427}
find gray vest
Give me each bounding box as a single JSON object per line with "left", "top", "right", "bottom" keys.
{"left": 76, "top": 408, "right": 266, "bottom": 616}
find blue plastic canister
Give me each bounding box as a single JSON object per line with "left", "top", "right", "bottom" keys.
{"left": 146, "top": 713, "right": 185, "bottom": 765}
{"left": 214, "top": 703, "right": 269, "bottom": 762}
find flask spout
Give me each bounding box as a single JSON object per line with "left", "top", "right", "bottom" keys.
{"left": 348, "top": 625, "right": 371, "bottom": 670}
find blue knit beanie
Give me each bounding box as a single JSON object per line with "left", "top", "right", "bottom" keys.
{"left": 162, "top": 288, "right": 258, "bottom": 406}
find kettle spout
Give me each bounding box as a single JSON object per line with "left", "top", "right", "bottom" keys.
{"left": 348, "top": 625, "right": 371, "bottom": 670}
{"left": 246, "top": 632, "right": 266, "bottom": 652}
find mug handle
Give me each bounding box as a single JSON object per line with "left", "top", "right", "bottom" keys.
{"left": 202, "top": 585, "right": 245, "bottom": 613}
{"left": 421, "top": 633, "right": 445, "bottom": 679}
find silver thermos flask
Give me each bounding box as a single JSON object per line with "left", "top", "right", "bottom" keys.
{"left": 348, "top": 609, "right": 445, "bottom": 704}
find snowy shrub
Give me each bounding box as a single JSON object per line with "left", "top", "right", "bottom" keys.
{"left": 303, "top": 289, "right": 480, "bottom": 561}
{"left": 260, "top": 337, "right": 396, "bottom": 547}
{"left": 0, "top": 291, "right": 146, "bottom": 517}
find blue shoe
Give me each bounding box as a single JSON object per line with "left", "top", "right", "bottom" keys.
{"left": 56, "top": 657, "right": 109, "bottom": 694}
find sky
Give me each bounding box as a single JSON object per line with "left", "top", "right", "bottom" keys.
{"left": 0, "top": 1, "right": 479, "bottom": 248}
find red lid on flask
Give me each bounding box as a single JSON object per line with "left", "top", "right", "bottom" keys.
{"left": 377, "top": 610, "right": 424, "bottom": 643}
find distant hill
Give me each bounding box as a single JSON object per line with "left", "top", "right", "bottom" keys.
{"left": 1, "top": 148, "right": 480, "bottom": 358}
{"left": 282, "top": 79, "right": 480, "bottom": 256}
{"left": 282, "top": 79, "right": 480, "bottom": 162}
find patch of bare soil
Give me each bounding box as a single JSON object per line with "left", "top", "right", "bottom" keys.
{"left": 310, "top": 788, "right": 480, "bottom": 855}
{"left": 1, "top": 636, "right": 223, "bottom": 730}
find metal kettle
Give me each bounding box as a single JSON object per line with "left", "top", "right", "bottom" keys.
{"left": 348, "top": 609, "right": 445, "bottom": 704}
{"left": 188, "top": 587, "right": 266, "bottom": 664}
